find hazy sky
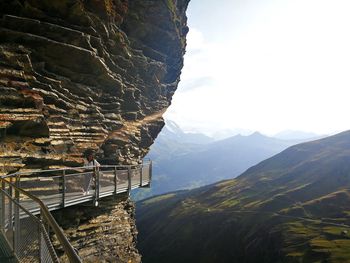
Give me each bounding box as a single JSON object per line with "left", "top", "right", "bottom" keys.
{"left": 164, "top": 0, "right": 350, "bottom": 136}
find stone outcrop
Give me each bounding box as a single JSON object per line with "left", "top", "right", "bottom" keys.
{"left": 0, "top": 0, "right": 189, "bottom": 261}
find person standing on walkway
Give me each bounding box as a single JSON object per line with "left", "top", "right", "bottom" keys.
{"left": 83, "top": 149, "right": 100, "bottom": 194}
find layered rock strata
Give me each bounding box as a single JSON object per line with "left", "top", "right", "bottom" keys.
{"left": 0, "top": 0, "right": 189, "bottom": 261}
{"left": 0, "top": 0, "right": 189, "bottom": 174}
{"left": 53, "top": 194, "right": 140, "bottom": 263}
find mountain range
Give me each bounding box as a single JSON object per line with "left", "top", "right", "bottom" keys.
{"left": 273, "top": 130, "right": 324, "bottom": 141}
{"left": 159, "top": 120, "right": 214, "bottom": 145}
{"left": 134, "top": 121, "right": 311, "bottom": 200}
{"left": 136, "top": 130, "right": 350, "bottom": 263}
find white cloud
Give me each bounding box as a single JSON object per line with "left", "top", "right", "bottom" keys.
{"left": 186, "top": 27, "right": 205, "bottom": 52}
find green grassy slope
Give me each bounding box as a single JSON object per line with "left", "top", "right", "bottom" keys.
{"left": 136, "top": 130, "right": 350, "bottom": 263}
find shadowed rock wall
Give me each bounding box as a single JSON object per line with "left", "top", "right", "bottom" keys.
{"left": 0, "top": 0, "right": 189, "bottom": 261}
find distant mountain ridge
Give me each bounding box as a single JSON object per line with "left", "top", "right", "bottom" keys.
{"left": 273, "top": 129, "right": 324, "bottom": 140}
{"left": 134, "top": 123, "right": 304, "bottom": 200}
{"left": 136, "top": 130, "right": 350, "bottom": 263}
{"left": 161, "top": 120, "right": 214, "bottom": 145}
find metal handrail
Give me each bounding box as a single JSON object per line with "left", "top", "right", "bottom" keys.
{"left": 1, "top": 160, "right": 151, "bottom": 178}
{"left": 0, "top": 177, "right": 82, "bottom": 263}
{"left": 0, "top": 188, "right": 59, "bottom": 262}
{"left": 0, "top": 160, "right": 152, "bottom": 262}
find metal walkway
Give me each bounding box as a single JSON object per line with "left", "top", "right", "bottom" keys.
{"left": 0, "top": 161, "right": 152, "bottom": 262}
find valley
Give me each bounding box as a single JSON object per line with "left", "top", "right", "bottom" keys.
{"left": 133, "top": 121, "right": 312, "bottom": 200}
{"left": 136, "top": 130, "right": 350, "bottom": 263}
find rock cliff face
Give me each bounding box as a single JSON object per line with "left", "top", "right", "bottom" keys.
{"left": 0, "top": 0, "right": 189, "bottom": 173}
{"left": 53, "top": 194, "right": 140, "bottom": 263}
{"left": 0, "top": 0, "right": 189, "bottom": 261}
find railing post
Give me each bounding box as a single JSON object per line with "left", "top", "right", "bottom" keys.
{"left": 114, "top": 167, "right": 117, "bottom": 194}
{"left": 94, "top": 167, "right": 100, "bottom": 206}
{"left": 1, "top": 180, "right": 5, "bottom": 231}
{"left": 62, "top": 170, "right": 66, "bottom": 208}
{"left": 39, "top": 208, "right": 43, "bottom": 262}
{"left": 140, "top": 164, "right": 143, "bottom": 187}
{"left": 15, "top": 174, "right": 20, "bottom": 189}
{"left": 127, "top": 166, "right": 132, "bottom": 197}
{"left": 14, "top": 178, "right": 20, "bottom": 255}
{"left": 149, "top": 161, "right": 153, "bottom": 186}
{"left": 8, "top": 177, "right": 13, "bottom": 230}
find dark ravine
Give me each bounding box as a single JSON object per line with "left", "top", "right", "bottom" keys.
{"left": 0, "top": 0, "right": 189, "bottom": 261}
